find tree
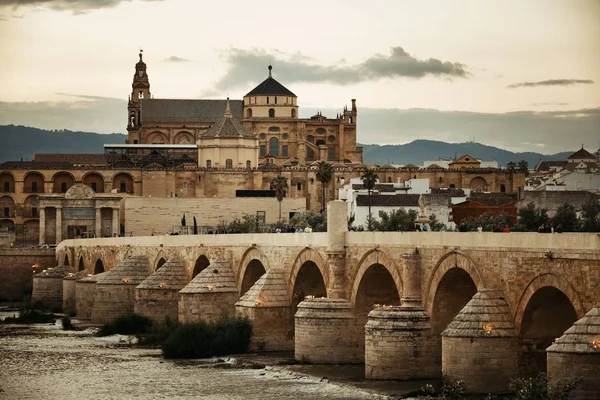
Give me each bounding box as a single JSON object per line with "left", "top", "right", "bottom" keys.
{"left": 580, "top": 197, "right": 600, "bottom": 232}
{"left": 517, "top": 160, "right": 529, "bottom": 176}
{"left": 289, "top": 210, "right": 327, "bottom": 232}
{"left": 428, "top": 214, "right": 446, "bottom": 231}
{"left": 360, "top": 168, "right": 379, "bottom": 230}
{"left": 462, "top": 211, "right": 514, "bottom": 232}
{"left": 371, "top": 209, "right": 417, "bottom": 232}
{"left": 506, "top": 161, "right": 516, "bottom": 173}
{"left": 315, "top": 161, "right": 334, "bottom": 213}
{"left": 181, "top": 213, "right": 186, "bottom": 227}
{"left": 516, "top": 202, "right": 548, "bottom": 231}
{"left": 192, "top": 216, "right": 198, "bottom": 235}
{"left": 552, "top": 203, "right": 578, "bottom": 232}
{"left": 271, "top": 175, "right": 288, "bottom": 222}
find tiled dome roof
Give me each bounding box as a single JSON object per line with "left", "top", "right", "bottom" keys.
{"left": 179, "top": 259, "right": 237, "bottom": 294}
{"left": 137, "top": 259, "right": 189, "bottom": 290}
{"left": 202, "top": 99, "right": 256, "bottom": 139}
{"left": 236, "top": 269, "right": 289, "bottom": 308}
{"left": 442, "top": 290, "right": 517, "bottom": 338}
{"left": 96, "top": 256, "right": 151, "bottom": 285}
{"left": 547, "top": 307, "right": 600, "bottom": 354}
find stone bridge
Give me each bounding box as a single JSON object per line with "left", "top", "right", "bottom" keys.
{"left": 52, "top": 201, "right": 600, "bottom": 396}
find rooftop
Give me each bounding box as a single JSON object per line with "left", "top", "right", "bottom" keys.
{"left": 245, "top": 65, "right": 296, "bottom": 97}
{"left": 140, "top": 99, "right": 243, "bottom": 123}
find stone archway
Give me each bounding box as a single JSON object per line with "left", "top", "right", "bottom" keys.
{"left": 192, "top": 255, "right": 210, "bottom": 279}
{"left": 238, "top": 246, "right": 270, "bottom": 291}
{"left": 288, "top": 247, "right": 329, "bottom": 300}
{"left": 64, "top": 254, "right": 70, "bottom": 267}
{"left": 78, "top": 256, "right": 85, "bottom": 272}
{"left": 94, "top": 259, "right": 104, "bottom": 274}
{"left": 240, "top": 259, "right": 266, "bottom": 296}
{"left": 153, "top": 251, "right": 166, "bottom": 272}
{"left": 515, "top": 273, "right": 583, "bottom": 377}
{"left": 350, "top": 249, "right": 402, "bottom": 306}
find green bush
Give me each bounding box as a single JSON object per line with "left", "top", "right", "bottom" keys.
{"left": 61, "top": 316, "right": 76, "bottom": 330}
{"left": 509, "top": 372, "right": 582, "bottom": 400}
{"left": 138, "top": 317, "right": 180, "bottom": 345}
{"left": 97, "top": 313, "right": 153, "bottom": 337}
{"left": 162, "top": 316, "right": 252, "bottom": 359}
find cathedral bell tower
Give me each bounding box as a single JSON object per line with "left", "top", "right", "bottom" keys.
{"left": 127, "top": 50, "right": 151, "bottom": 142}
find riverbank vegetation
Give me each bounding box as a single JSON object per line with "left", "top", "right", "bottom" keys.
{"left": 1, "top": 298, "right": 57, "bottom": 324}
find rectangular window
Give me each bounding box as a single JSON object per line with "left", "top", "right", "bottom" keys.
{"left": 32, "top": 207, "right": 38, "bottom": 217}
{"left": 198, "top": 176, "right": 202, "bottom": 182}
{"left": 282, "top": 145, "right": 288, "bottom": 157}
{"left": 119, "top": 181, "right": 126, "bottom": 193}
{"left": 226, "top": 159, "right": 233, "bottom": 169}
{"left": 3, "top": 182, "right": 9, "bottom": 192}
{"left": 297, "top": 183, "right": 302, "bottom": 191}
{"left": 267, "top": 96, "right": 269, "bottom": 104}
{"left": 32, "top": 182, "right": 38, "bottom": 192}
{"left": 274, "top": 97, "right": 277, "bottom": 104}
{"left": 256, "top": 211, "right": 266, "bottom": 225}
{"left": 328, "top": 147, "right": 335, "bottom": 161}
{"left": 91, "top": 182, "right": 97, "bottom": 192}
{"left": 259, "top": 145, "right": 266, "bottom": 157}
{"left": 61, "top": 182, "right": 67, "bottom": 193}
{"left": 206, "top": 160, "right": 211, "bottom": 168}
{"left": 3, "top": 207, "right": 9, "bottom": 217}
{"left": 254, "top": 97, "right": 257, "bottom": 104}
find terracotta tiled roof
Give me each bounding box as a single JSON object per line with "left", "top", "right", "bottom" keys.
{"left": 141, "top": 99, "right": 243, "bottom": 123}
{"left": 356, "top": 194, "right": 420, "bottom": 207}
{"left": 33, "top": 153, "right": 107, "bottom": 165}
{"left": 535, "top": 160, "right": 568, "bottom": 172}
{"left": 0, "top": 161, "right": 73, "bottom": 169}
{"left": 202, "top": 101, "right": 256, "bottom": 139}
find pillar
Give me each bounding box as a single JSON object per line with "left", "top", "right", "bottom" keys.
{"left": 326, "top": 200, "right": 348, "bottom": 299}
{"left": 401, "top": 252, "right": 422, "bottom": 306}
{"left": 39, "top": 207, "right": 46, "bottom": 245}
{"left": 112, "top": 207, "right": 119, "bottom": 237}
{"left": 95, "top": 207, "right": 102, "bottom": 238}
{"left": 55, "top": 206, "right": 62, "bottom": 244}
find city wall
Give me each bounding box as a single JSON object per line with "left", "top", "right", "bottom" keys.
{"left": 0, "top": 248, "right": 56, "bottom": 301}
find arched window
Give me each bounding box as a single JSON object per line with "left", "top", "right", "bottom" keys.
{"left": 291, "top": 109, "right": 296, "bottom": 118}
{"left": 246, "top": 108, "right": 252, "bottom": 118}
{"left": 307, "top": 148, "right": 315, "bottom": 162}
{"left": 268, "top": 108, "right": 275, "bottom": 118}
{"left": 226, "top": 159, "right": 233, "bottom": 169}
{"left": 316, "top": 139, "right": 326, "bottom": 147}
{"left": 306, "top": 135, "right": 314, "bottom": 143}
{"left": 500, "top": 184, "right": 506, "bottom": 193}
{"left": 269, "top": 137, "right": 279, "bottom": 156}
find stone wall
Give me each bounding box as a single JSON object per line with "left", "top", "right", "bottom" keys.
{"left": 519, "top": 190, "right": 598, "bottom": 216}
{"left": 0, "top": 249, "right": 55, "bottom": 301}
{"left": 124, "top": 196, "right": 307, "bottom": 235}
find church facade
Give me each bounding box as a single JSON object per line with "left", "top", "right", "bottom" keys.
{"left": 125, "top": 52, "right": 362, "bottom": 167}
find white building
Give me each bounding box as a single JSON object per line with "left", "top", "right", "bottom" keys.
{"left": 527, "top": 148, "right": 600, "bottom": 193}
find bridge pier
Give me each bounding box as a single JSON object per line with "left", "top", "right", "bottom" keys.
{"left": 365, "top": 251, "right": 439, "bottom": 379}
{"left": 235, "top": 269, "right": 293, "bottom": 351}
{"left": 62, "top": 271, "right": 86, "bottom": 316}
{"left": 178, "top": 259, "right": 238, "bottom": 323}
{"left": 547, "top": 307, "right": 600, "bottom": 400}
{"left": 76, "top": 273, "right": 104, "bottom": 319}
{"left": 326, "top": 200, "right": 348, "bottom": 299}
{"left": 32, "top": 265, "right": 72, "bottom": 311}
{"left": 442, "top": 290, "right": 518, "bottom": 394}
{"left": 295, "top": 298, "right": 360, "bottom": 363}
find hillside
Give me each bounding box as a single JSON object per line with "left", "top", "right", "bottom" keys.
{"left": 360, "top": 140, "right": 572, "bottom": 167}
{"left": 0, "top": 125, "right": 126, "bottom": 162}
{"left": 0, "top": 125, "right": 573, "bottom": 166}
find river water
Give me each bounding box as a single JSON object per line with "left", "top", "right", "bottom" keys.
{"left": 0, "top": 317, "right": 431, "bottom": 400}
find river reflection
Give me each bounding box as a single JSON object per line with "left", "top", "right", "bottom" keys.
{"left": 0, "top": 322, "right": 394, "bottom": 400}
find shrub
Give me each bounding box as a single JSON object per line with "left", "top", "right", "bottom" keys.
{"left": 421, "top": 376, "right": 465, "bottom": 400}
{"left": 97, "top": 313, "right": 153, "bottom": 337}
{"left": 61, "top": 316, "right": 75, "bottom": 330}
{"left": 2, "top": 310, "right": 56, "bottom": 324}
{"left": 509, "top": 372, "right": 582, "bottom": 400}
{"left": 162, "top": 316, "right": 252, "bottom": 359}
{"left": 138, "top": 317, "right": 180, "bottom": 346}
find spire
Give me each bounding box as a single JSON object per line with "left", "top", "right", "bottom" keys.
{"left": 224, "top": 97, "right": 232, "bottom": 118}
{"left": 139, "top": 49, "right": 143, "bottom": 62}
{"left": 268, "top": 64, "right": 272, "bottom": 78}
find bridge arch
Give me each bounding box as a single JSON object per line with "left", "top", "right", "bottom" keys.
{"left": 515, "top": 273, "right": 584, "bottom": 376}
{"left": 426, "top": 251, "right": 484, "bottom": 335}
{"left": 63, "top": 254, "right": 70, "bottom": 267}
{"left": 288, "top": 247, "right": 329, "bottom": 301}
{"left": 350, "top": 248, "right": 402, "bottom": 306}
{"left": 153, "top": 251, "right": 167, "bottom": 271}
{"left": 238, "top": 246, "right": 270, "bottom": 292}
{"left": 78, "top": 256, "right": 85, "bottom": 272}
{"left": 514, "top": 273, "right": 584, "bottom": 331}
{"left": 94, "top": 259, "right": 105, "bottom": 274}
{"left": 192, "top": 254, "right": 211, "bottom": 279}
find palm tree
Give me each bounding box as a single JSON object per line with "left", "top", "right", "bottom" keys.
{"left": 361, "top": 168, "right": 379, "bottom": 230}
{"left": 315, "top": 161, "right": 334, "bottom": 213}
{"left": 271, "top": 175, "right": 288, "bottom": 222}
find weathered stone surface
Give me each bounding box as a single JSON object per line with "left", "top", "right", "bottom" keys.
{"left": 32, "top": 265, "right": 73, "bottom": 310}
{"left": 179, "top": 259, "right": 238, "bottom": 323}
{"left": 547, "top": 307, "right": 600, "bottom": 400}
{"left": 0, "top": 249, "right": 55, "bottom": 301}
{"left": 62, "top": 270, "right": 87, "bottom": 316}
{"left": 365, "top": 305, "right": 439, "bottom": 380}
{"left": 135, "top": 259, "right": 189, "bottom": 324}
{"left": 295, "top": 298, "right": 360, "bottom": 363}
{"left": 75, "top": 272, "right": 105, "bottom": 319}
{"left": 91, "top": 256, "right": 151, "bottom": 324}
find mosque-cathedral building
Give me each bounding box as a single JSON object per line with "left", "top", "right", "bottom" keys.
{"left": 0, "top": 51, "right": 523, "bottom": 243}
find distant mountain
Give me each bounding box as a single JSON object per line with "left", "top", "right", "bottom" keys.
{"left": 0, "top": 125, "right": 574, "bottom": 167}
{"left": 360, "top": 140, "right": 573, "bottom": 167}
{"left": 0, "top": 125, "right": 126, "bottom": 162}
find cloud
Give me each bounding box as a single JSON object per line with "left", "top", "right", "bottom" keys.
{"left": 163, "top": 56, "right": 190, "bottom": 63}
{"left": 0, "top": 0, "right": 164, "bottom": 14}
{"left": 507, "top": 79, "right": 594, "bottom": 89}
{"left": 213, "top": 47, "right": 468, "bottom": 90}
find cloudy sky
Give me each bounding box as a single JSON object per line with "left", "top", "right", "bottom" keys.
{"left": 0, "top": 0, "right": 599, "bottom": 153}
